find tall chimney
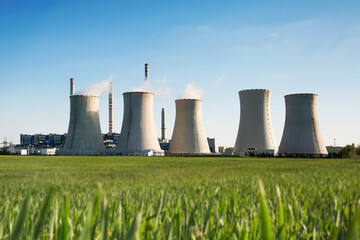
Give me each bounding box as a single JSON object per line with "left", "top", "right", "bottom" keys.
{"left": 70, "top": 78, "right": 75, "bottom": 95}
{"left": 109, "top": 82, "right": 114, "bottom": 134}
{"left": 161, "top": 108, "right": 166, "bottom": 141}
{"left": 145, "top": 63, "right": 149, "bottom": 81}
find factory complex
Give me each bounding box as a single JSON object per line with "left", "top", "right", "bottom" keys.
{"left": 8, "top": 64, "right": 328, "bottom": 157}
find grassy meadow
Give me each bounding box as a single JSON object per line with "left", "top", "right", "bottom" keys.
{"left": 0, "top": 156, "right": 359, "bottom": 239}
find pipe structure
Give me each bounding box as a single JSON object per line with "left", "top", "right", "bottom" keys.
{"left": 278, "top": 93, "right": 328, "bottom": 155}
{"left": 145, "top": 63, "right": 149, "bottom": 81}
{"left": 70, "top": 78, "right": 75, "bottom": 96}
{"left": 169, "top": 99, "right": 210, "bottom": 154}
{"left": 161, "top": 108, "right": 166, "bottom": 141}
{"left": 233, "top": 89, "right": 277, "bottom": 154}
{"left": 117, "top": 91, "right": 162, "bottom": 152}
{"left": 64, "top": 95, "right": 105, "bottom": 153}
{"left": 109, "top": 82, "right": 114, "bottom": 134}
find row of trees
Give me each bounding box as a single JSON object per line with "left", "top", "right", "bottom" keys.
{"left": 332, "top": 144, "right": 360, "bottom": 158}
{"left": 225, "top": 145, "right": 360, "bottom": 158}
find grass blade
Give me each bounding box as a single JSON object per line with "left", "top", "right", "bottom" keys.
{"left": 276, "top": 185, "right": 285, "bottom": 240}
{"left": 9, "top": 188, "right": 31, "bottom": 240}
{"left": 345, "top": 203, "right": 360, "bottom": 240}
{"left": 258, "top": 179, "right": 274, "bottom": 240}
{"left": 31, "top": 187, "right": 55, "bottom": 240}
{"left": 125, "top": 211, "right": 142, "bottom": 240}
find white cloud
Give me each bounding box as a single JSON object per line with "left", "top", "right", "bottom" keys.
{"left": 196, "top": 25, "right": 212, "bottom": 32}
{"left": 215, "top": 74, "right": 227, "bottom": 85}
{"left": 269, "top": 32, "right": 279, "bottom": 38}
{"left": 155, "top": 75, "right": 167, "bottom": 84}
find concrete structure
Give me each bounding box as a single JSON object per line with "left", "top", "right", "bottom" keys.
{"left": 161, "top": 108, "right": 166, "bottom": 141}
{"left": 109, "top": 82, "right": 114, "bottom": 133}
{"left": 169, "top": 99, "right": 210, "bottom": 154}
{"left": 207, "top": 137, "right": 218, "bottom": 153}
{"left": 218, "top": 146, "right": 225, "bottom": 153}
{"left": 234, "top": 89, "right": 277, "bottom": 155}
{"left": 117, "top": 92, "right": 162, "bottom": 154}
{"left": 70, "top": 78, "right": 75, "bottom": 95}
{"left": 63, "top": 95, "right": 105, "bottom": 154}
{"left": 145, "top": 63, "right": 149, "bottom": 81}
{"left": 278, "top": 93, "right": 328, "bottom": 155}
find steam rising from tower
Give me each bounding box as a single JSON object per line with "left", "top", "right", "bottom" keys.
{"left": 109, "top": 82, "right": 114, "bottom": 133}
{"left": 278, "top": 93, "right": 328, "bottom": 155}
{"left": 233, "top": 89, "right": 277, "bottom": 154}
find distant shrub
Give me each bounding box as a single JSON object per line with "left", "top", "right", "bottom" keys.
{"left": 339, "top": 144, "right": 358, "bottom": 158}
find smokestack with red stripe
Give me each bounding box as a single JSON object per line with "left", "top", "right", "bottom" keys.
{"left": 70, "top": 78, "right": 75, "bottom": 96}
{"left": 109, "top": 82, "right": 114, "bottom": 133}
{"left": 145, "top": 63, "right": 149, "bottom": 81}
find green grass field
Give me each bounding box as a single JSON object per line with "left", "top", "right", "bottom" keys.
{"left": 0, "top": 156, "right": 359, "bottom": 239}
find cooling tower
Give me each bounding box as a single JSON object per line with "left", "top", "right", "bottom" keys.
{"left": 64, "top": 95, "right": 105, "bottom": 153}
{"left": 169, "top": 99, "right": 210, "bottom": 154}
{"left": 117, "top": 91, "right": 162, "bottom": 152}
{"left": 278, "top": 93, "right": 328, "bottom": 155}
{"left": 233, "top": 89, "right": 277, "bottom": 154}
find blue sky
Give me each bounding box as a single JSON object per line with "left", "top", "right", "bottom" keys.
{"left": 0, "top": 0, "right": 359, "bottom": 147}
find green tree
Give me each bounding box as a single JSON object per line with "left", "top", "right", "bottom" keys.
{"left": 339, "top": 144, "right": 357, "bottom": 158}
{"left": 224, "top": 147, "right": 234, "bottom": 153}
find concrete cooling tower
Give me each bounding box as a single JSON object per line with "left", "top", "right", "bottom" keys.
{"left": 278, "top": 93, "right": 328, "bottom": 156}
{"left": 117, "top": 92, "right": 162, "bottom": 154}
{"left": 64, "top": 95, "right": 105, "bottom": 154}
{"left": 233, "top": 89, "right": 277, "bottom": 155}
{"left": 169, "top": 99, "right": 210, "bottom": 154}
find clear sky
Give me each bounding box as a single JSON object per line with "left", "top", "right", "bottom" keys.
{"left": 0, "top": 0, "right": 359, "bottom": 148}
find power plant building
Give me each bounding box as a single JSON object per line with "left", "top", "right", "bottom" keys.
{"left": 233, "top": 89, "right": 277, "bottom": 155}
{"left": 278, "top": 93, "right": 328, "bottom": 156}
{"left": 169, "top": 99, "right": 210, "bottom": 154}
{"left": 117, "top": 91, "right": 163, "bottom": 154}
{"left": 62, "top": 95, "right": 105, "bottom": 155}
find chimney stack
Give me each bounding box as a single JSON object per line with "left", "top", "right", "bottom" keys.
{"left": 161, "top": 108, "right": 166, "bottom": 141}
{"left": 70, "top": 78, "right": 75, "bottom": 95}
{"left": 145, "top": 63, "right": 149, "bottom": 81}
{"left": 109, "top": 82, "right": 114, "bottom": 134}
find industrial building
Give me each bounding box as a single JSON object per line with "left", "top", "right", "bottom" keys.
{"left": 233, "top": 89, "right": 277, "bottom": 155}
{"left": 20, "top": 134, "right": 66, "bottom": 146}
{"left": 207, "top": 138, "right": 218, "bottom": 153}
{"left": 8, "top": 63, "right": 331, "bottom": 157}
{"left": 169, "top": 99, "right": 210, "bottom": 154}
{"left": 278, "top": 93, "right": 328, "bottom": 156}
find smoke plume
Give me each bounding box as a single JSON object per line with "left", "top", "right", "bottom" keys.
{"left": 178, "top": 83, "right": 205, "bottom": 99}
{"left": 75, "top": 75, "right": 114, "bottom": 96}
{"left": 131, "top": 81, "right": 171, "bottom": 98}
{"left": 131, "top": 80, "right": 152, "bottom": 92}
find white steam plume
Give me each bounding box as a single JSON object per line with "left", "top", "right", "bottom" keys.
{"left": 178, "top": 83, "right": 205, "bottom": 99}
{"left": 75, "top": 75, "right": 114, "bottom": 96}
{"left": 131, "top": 81, "right": 171, "bottom": 98}
{"left": 131, "top": 80, "right": 152, "bottom": 92}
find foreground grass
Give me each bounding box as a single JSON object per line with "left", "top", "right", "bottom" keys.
{"left": 0, "top": 156, "right": 359, "bottom": 239}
